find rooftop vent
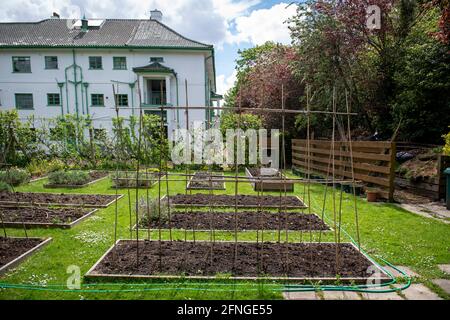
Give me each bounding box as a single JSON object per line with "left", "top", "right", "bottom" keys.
{"left": 150, "top": 9, "right": 163, "bottom": 22}
{"left": 73, "top": 19, "right": 105, "bottom": 30}
{"left": 81, "top": 16, "right": 88, "bottom": 32}
{"left": 50, "top": 12, "right": 60, "bottom": 19}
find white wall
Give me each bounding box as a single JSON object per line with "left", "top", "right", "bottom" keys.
{"left": 0, "top": 48, "right": 211, "bottom": 138}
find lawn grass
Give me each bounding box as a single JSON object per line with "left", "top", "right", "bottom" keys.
{"left": 0, "top": 171, "right": 449, "bottom": 300}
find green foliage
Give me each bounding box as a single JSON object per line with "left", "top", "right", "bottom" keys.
{"left": 0, "top": 181, "right": 12, "bottom": 192}
{"left": 26, "top": 158, "right": 66, "bottom": 178}
{"left": 137, "top": 196, "right": 169, "bottom": 224}
{"left": 47, "top": 170, "right": 90, "bottom": 186}
{"left": 219, "top": 113, "right": 262, "bottom": 135}
{"left": 287, "top": 0, "right": 450, "bottom": 142}
{"left": 0, "top": 111, "right": 168, "bottom": 173}
{"left": 112, "top": 114, "right": 168, "bottom": 167}
{"left": 391, "top": 8, "right": 450, "bottom": 142}
{"left": 443, "top": 127, "right": 450, "bottom": 156}
{"left": 0, "top": 110, "right": 41, "bottom": 166}
{"left": 223, "top": 42, "right": 278, "bottom": 108}
{"left": 0, "top": 167, "right": 31, "bottom": 186}
{"left": 219, "top": 113, "right": 263, "bottom": 168}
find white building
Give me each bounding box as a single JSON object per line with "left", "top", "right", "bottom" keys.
{"left": 0, "top": 11, "right": 222, "bottom": 138}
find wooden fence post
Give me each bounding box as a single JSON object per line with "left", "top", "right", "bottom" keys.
{"left": 388, "top": 141, "right": 397, "bottom": 202}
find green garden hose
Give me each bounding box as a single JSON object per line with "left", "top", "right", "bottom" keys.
{"left": 0, "top": 204, "right": 413, "bottom": 295}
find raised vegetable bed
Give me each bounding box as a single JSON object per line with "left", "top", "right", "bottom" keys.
{"left": 85, "top": 240, "right": 389, "bottom": 283}
{"left": 0, "top": 237, "right": 52, "bottom": 275}
{"left": 111, "top": 171, "right": 165, "bottom": 189}
{"left": 186, "top": 172, "right": 226, "bottom": 190}
{"left": 44, "top": 171, "right": 108, "bottom": 189}
{"left": 245, "top": 168, "right": 294, "bottom": 192}
{"left": 0, "top": 205, "right": 98, "bottom": 229}
{"left": 168, "top": 194, "right": 307, "bottom": 209}
{"left": 137, "top": 211, "right": 329, "bottom": 231}
{"left": 0, "top": 191, "right": 123, "bottom": 208}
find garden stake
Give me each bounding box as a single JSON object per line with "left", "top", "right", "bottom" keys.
{"left": 345, "top": 90, "right": 361, "bottom": 250}
{"left": 232, "top": 92, "right": 243, "bottom": 273}
{"left": 282, "top": 84, "right": 290, "bottom": 276}
{"left": 112, "top": 83, "right": 120, "bottom": 260}
{"left": 134, "top": 77, "right": 147, "bottom": 267}
{"left": 331, "top": 86, "right": 341, "bottom": 273}
{"left": 160, "top": 103, "right": 173, "bottom": 242}
{"left": 306, "top": 85, "right": 314, "bottom": 270}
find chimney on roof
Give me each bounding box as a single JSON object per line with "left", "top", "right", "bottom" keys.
{"left": 51, "top": 12, "right": 60, "bottom": 19}
{"left": 81, "top": 15, "right": 88, "bottom": 32}
{"left": 150, "top": 9, "right": 163, "bottom": 22}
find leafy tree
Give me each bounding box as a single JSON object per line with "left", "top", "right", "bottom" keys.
{"left": 288, "top": 0, "right": 449, "bottom": 142}
{"left": 0, "top": 110, "right": 40, "bottom": 166}
{"left": 392, "top": 7, "right": 450, "bottom": 142}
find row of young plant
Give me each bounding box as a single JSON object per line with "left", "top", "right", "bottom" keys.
{"left": 0, "top": 110, "right": 168, "bottom": 185}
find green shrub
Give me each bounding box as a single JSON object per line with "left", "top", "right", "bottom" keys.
{"left": 443, "top": 128, "right": 450, "bottom": 156}
{"left": 0, "top": 181, "right": 12, "bottom": 192}
{"left": 26, "top": 159, "right": 66, "bottom": 178}
{"left": 137, "top": 196, "right": 169, "bottom": 225}
{"left": 48, "top": 170, "right": 90, "bottom": 186}
{"left": 0, "top": 167, "right": 31, "bottom": 186}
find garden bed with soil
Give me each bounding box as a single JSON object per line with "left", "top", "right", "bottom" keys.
{"left": 0, "top": 191, "right": 123, "bottom": 208}
{"left": 86, "top": 240, "right": 389, "bottom": 283}
{"left": 0, "top": 206, "right": 97, "bottom": 229}
{"left": 111, "top": 171, "right": 166, "bottom": 189}
{"left": 168, "top": 194, "right": 307, "bottom": 209}
{"left": 44, "top": 171, "right": 109, "bottom": 189}
{"left": 0, "top": 237, "right": 52, "bottom": 275}
{"left": 138, "top": 211, "right": 330, "bottom": 231}
{"left": 186, "top": 172, "right": 226, "bottom": 190}
{"left": 246, "top": 168, "right": 294, "bottom": 192}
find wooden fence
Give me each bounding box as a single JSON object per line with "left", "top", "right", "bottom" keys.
{"left": 291, "top": 139, "right": 396, "bottom": 201}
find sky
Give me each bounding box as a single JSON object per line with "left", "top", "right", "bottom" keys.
{"left": 0, "top": 0, "right": 299, "bottom": 96}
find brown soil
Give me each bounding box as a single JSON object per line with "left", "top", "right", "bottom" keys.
{"left": 170, "top": 194, "right": 306, "bottom": 208}
{"left": 0, "top": 191, "right": 119, "bottom": 206}
{"left": 396, "top": 150, "right": 439, "bottom": 181}
{"left": 88, "top": 171, "right": 109, "bottom": 181}
{"left": 92, "top": 241, "right": 375, "bottom": 278}
{"left": 187, "top": 172, "right": 225, "bottom": 190}
{"left": 140, "top": 211, "right": 329, "bottom": 231}
{"left": 0, "top": 237, "right": 43, "bottom": 267}
{"left": 0, "top": 206, "right": 91, "bottom": 225}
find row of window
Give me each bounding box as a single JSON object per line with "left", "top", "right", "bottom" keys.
{"left": 11, "top": 56, "right": 164, "bottom": 73}
{"left": 14, "top": 93, "right": 129, "bottom": 109}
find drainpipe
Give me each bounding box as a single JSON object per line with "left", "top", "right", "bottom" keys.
{"left": 204, "top": 55, "right": 213, "bottom": 129}
{"left": 72, "top": 50, "right": 80, "bottom": 118}
{"left": 81, "top": 81, "right": 85, "bottom": 115}
{"left": 83, "top": 83, "right": 89, "bottom": 116}
{"left": 57, "top": 82, "right": 65, "bottom": 116}
{"left": 175, "top": 73, "right": 180, "bottom": 129}
{"left": 64, "top": 66, "right": 70, "bottom": 114}
{"left": 129, "top": 83, "right": 135, "bottom": 116}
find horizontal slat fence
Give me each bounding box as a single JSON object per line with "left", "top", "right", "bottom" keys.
{"left": 292, "top": 139, "right": 396, "bottom": 201}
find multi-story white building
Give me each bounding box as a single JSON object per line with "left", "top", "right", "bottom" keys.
{"left": 0, "top": 11, "right": 222, "bottom": 138}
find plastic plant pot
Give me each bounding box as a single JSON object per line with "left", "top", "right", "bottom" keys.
{"left": 366, "top": 189, "right": 378, "bottom": 202}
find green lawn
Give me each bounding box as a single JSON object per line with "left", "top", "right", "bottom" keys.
{"left": 0, "top": 171, "right": 449, "bottom": 300}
